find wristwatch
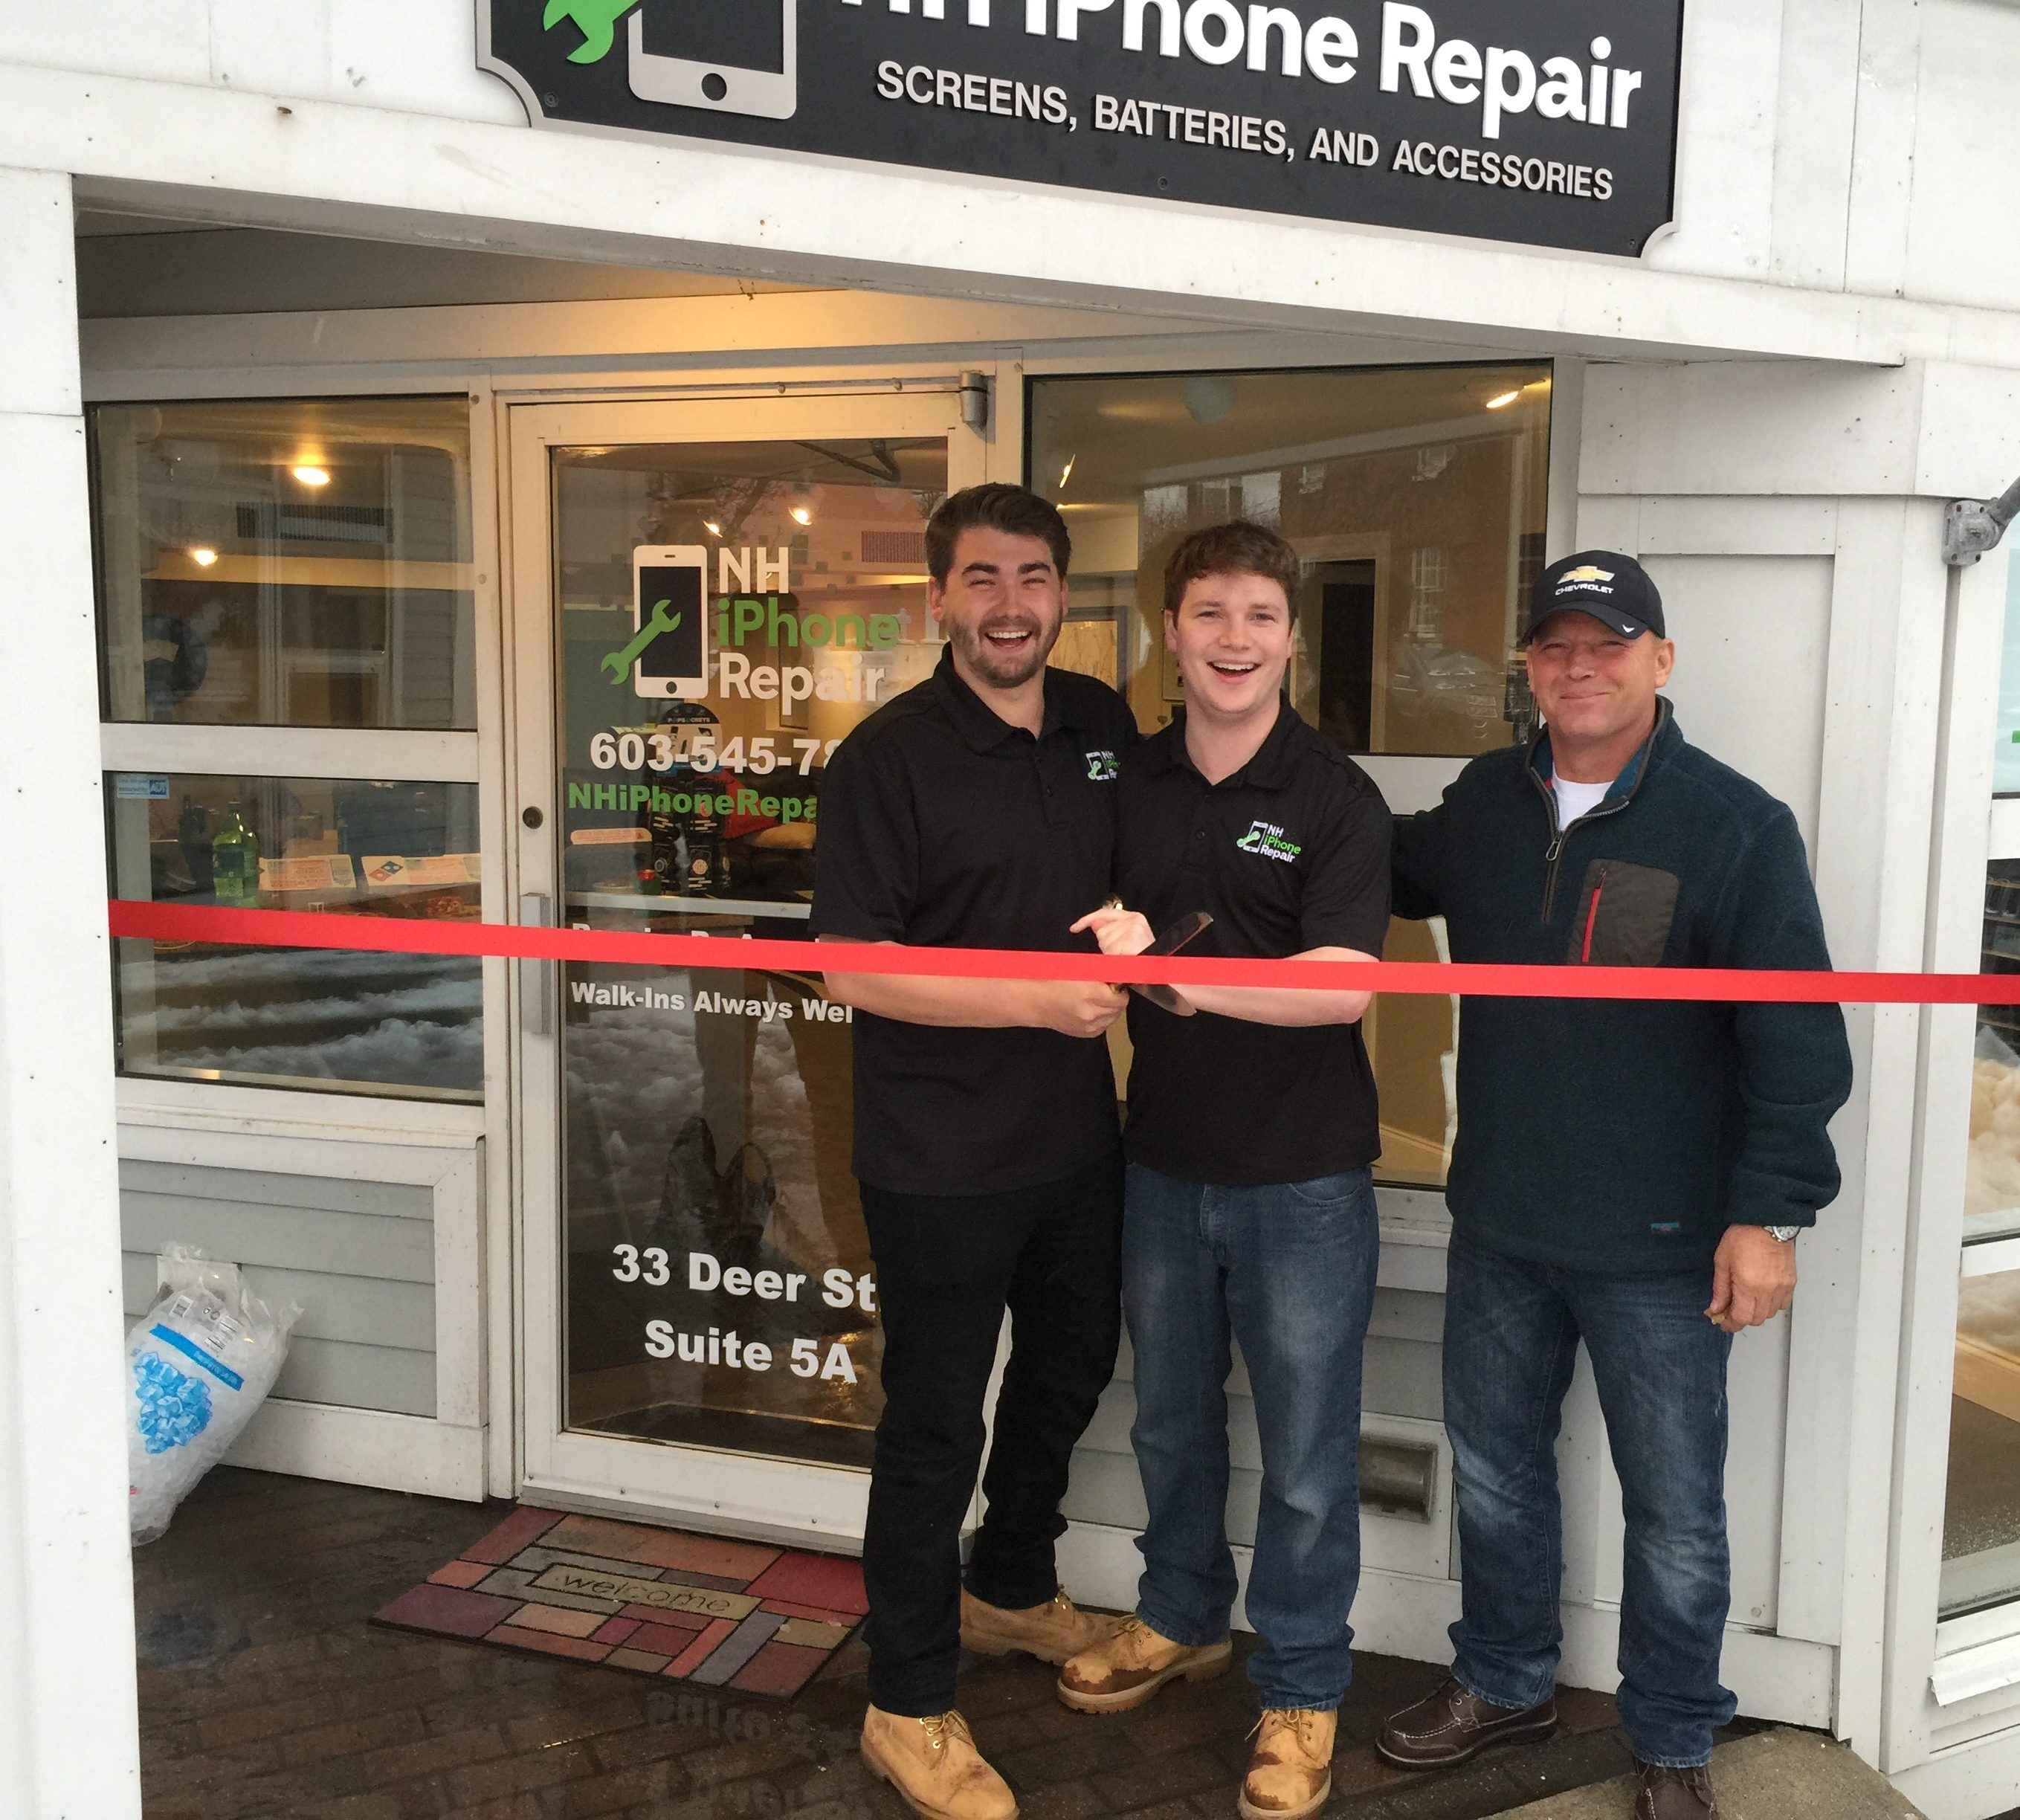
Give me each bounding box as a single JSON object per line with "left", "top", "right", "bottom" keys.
{"left": 1762, "top": 1225, "right": 1800, "bottom": 1243}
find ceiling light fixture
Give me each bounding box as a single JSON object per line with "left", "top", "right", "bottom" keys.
{"left": 703, "top": 520, "right": 723, "bottom": 537}
{"left": 790, "top": 506, "right": 813, "bottom": 526}
{"left": 189, "top": 546, "right": 219, "bottom": 567}
{"left": 291, "top": 464, "right": 332, "bottom": 487}
{"left": 1058, "top": 455, "right": 1076, "bottom": 490}
{"left": 1485, "top": 390, "right": 1521, "bottom": 411}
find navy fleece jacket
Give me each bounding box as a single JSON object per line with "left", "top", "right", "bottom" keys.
{"left": 1392, "top": 701, "right": 1855, "bottom": 1273}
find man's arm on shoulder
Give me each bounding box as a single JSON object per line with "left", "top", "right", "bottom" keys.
{"left": 1707, "top": 804, "right": 1856, "bottom": 1332}
{"left": 1390, "top": 797, "right": 1449, "bottom": 922}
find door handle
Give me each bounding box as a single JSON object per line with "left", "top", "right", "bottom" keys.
{"left": 519, "top": 891, "right": 552, "bottom": 1037}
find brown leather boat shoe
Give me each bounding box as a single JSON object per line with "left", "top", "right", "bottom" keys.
{"left": 1633, "top": 1759, "right": 1719, "bottom": 1819}
{"left": 1374, "top": 1676, "right": 1558, "bottom": 1769}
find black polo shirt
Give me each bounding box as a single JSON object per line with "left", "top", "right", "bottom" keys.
{"left": 1116, "top": 701, "right": 1392, "bottom": 1186}
{"left": 810, "top": 647, "right": 1138, "bottom": 1195}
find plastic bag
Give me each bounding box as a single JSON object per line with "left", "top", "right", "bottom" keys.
{"left": 126, "top": 1245, "right": 300, "bottom": 1545}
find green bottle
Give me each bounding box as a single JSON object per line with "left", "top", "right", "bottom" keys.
{"left": 211, "top": 802, "right": 261, "bottom": 906}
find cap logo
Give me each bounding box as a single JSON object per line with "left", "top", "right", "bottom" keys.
{"left": 1560, "top": 565, "right": 1615, "bottom": 584}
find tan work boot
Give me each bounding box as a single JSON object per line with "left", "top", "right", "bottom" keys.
{"left": 960, "top": 1587, "right": 1120, "bottom": 1665}
{"left": 1056, "top": 1613, "right": 1234, "bottom": 1714}
{"left": 860, "top": 1706, "right": 1018, "bottom": 1820}
{"left": 1238, "top": 1708, "right": 1336, "bottom": 1820}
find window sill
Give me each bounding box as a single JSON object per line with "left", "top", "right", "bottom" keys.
{"left": 115, "top": 1074, "right": 484, "bottom": 1146}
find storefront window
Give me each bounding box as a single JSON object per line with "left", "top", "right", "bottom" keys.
{"left": 552, "top": 437, "right": 949, "bottom": 1468}
{"left": 1948, "top": 865, "right": 2020, "bottom": 1613}
{"left": 108, "top": 772, "right": 483, "bottom": 1100}
{"left": 1030, "top": 364, "right": 1552, "bottom": 1189}
{"left": 1945, "top": 548, "right": 2020, "bottom": 1615}
{"left": 93, "top": 398, "right": 475, "bottom": 728}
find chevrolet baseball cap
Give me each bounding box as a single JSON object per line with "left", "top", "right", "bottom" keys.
{"left": 1525, "top": 550, "right": 1665, "bottom": 642}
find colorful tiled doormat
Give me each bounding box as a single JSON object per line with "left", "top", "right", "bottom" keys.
{"left": 372, "top": 1506, "right": 867, "bottom": 1698}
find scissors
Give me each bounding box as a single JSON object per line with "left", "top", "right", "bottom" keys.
{"left": 1099, "top": 901, "right": 1213, "bottom": 1016}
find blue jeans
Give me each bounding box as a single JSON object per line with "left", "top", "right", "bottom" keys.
{"left": 1123, "top": 1160, "right": 1380, "bottom": 1711}
{"left": 1442, "top": 1232, "right": 1737, "bottom": 1769}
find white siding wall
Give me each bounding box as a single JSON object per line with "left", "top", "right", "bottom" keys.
{"left": 118, "top": 1158, "right": 437, "bottom": 1419}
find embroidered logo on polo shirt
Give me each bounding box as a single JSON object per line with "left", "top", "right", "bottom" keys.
{"left": 1084, "top": 750, "right": 1119, "bottom": 781}
{"left": 1235, "top": 821, "right": 1301, "bottom": 863}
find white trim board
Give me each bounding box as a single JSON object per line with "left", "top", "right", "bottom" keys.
{"left": 100, "top": 723, "right": 480, "bottom": 786}
{"left": 11, "top": 65, "right": 1951, "bottom": 365}
{"left": 225, "top": 1398, "right": 483, "bottom": 1502}
{"left": 116, "top": 1077, "right": 485, "bottom": 1145}
{"left": 1888, "top": 1726, "right": 2020, "bottom": 1820}
{"left": 1933, "top": 1633, "right": 2020, "bottom": 1709}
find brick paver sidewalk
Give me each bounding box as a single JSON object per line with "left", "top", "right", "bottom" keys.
{"left": 133, "top": 1468, "right": 1721, "bottom": 1819}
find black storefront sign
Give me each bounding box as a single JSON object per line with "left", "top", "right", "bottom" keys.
{"left": 481, "top": 0, "right": 1682, "bottom": 257}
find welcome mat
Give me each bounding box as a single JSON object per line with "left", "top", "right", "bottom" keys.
{"left": 372, "top": 1506, "right": 867, "bottom": 1698}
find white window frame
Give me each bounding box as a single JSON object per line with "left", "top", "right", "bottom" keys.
{"left": 94, "top": 379, "right": 514, "bottom": 1502}
{"left": 1874, "top": 535, "right": 2020, "bottom": 1788}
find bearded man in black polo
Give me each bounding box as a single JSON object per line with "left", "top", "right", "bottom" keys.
{"left": 1061, "top": 521, "right": 1392, "bottom": 1820}
{"left": 813, "top": 484, "right": 1135, "bottom": 1820}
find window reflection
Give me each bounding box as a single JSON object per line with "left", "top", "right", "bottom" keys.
{"left": 93, "top": 398, "right": 475, "bottom": 729}
{"left": 1029, "top": 364, "right": 1549, "bottom": 756}
{"left": 108, "top": 772, "right": 482, "bottom": 1100}
{"left": 1946, "top": 1262, "right": 2020, "bottom": 1616}
{"left": 1030, "top": 364, "right": 1552, "bottom": 1188}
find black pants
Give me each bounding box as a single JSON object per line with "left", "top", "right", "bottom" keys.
{"left": 859, "top": 1151, "right": 1124, "bottom": 1715}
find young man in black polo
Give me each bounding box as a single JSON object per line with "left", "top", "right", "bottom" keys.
{"left": 1060, "top": 522, "right": 1392, "bottom": 1820}
{"left": 812, "top": 483, "right": 1137, "bottom": 1820}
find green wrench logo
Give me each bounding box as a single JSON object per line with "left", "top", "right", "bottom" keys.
{"left": 603, "top": 598, "right": 682, "bottom": 683}
{"left": 543, "top": 0, "right": 644, "bottom": 65}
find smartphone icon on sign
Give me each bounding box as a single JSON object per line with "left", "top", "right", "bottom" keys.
{"left": 630, "top": 546, "right": 711, "bottom": 700}
{"left": 627, "top": 0, "right": 798, "bottom": 120}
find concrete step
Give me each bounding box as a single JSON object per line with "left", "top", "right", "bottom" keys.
{"left": 1499, "top": 1728, "right": 1927, "bottom": 1819}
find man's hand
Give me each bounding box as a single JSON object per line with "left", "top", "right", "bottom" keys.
{"left": 1068, "top": 901, "right": 1198, "bottom": 1019}
{"left": 1706, "top": 1226, "right": 1797, "bottom": 1333}
{"left": 1070, "top": 903, "right": 1156, "bottom": 957}
{"left": 1035, "top": 980, "right": 1128, "bottom": 1039}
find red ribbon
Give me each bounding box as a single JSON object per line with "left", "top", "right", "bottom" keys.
{"left": 106, "top": 899, "right": 2020, "bottom": 1006}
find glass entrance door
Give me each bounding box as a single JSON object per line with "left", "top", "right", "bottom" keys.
{"left": 508, "top": 393, "right": 984, "bottom": 1535}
